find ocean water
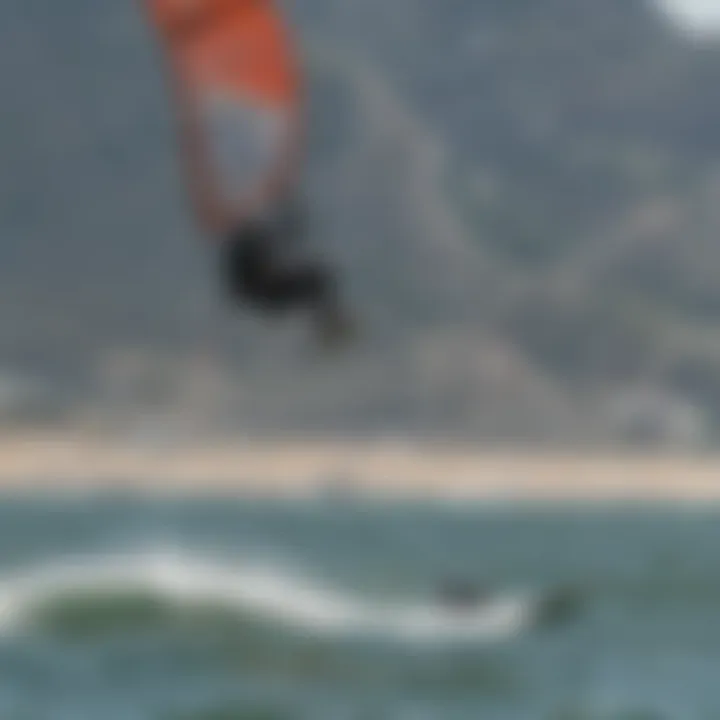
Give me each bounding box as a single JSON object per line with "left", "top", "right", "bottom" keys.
{"left": 0, "top": 494, "right": 718, "bottom": 719}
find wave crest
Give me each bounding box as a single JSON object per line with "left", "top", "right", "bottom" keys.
{"left": 0, "top": 548, "right": 542, "bottom": 643}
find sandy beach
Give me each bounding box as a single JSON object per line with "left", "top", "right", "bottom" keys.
{"left": 0, "top": 432, "right": 716, "bottom": 501}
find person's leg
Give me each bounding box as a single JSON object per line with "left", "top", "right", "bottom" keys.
{"left": 276, "top": 263, "right": 352, "bottom": 346}
{"left": 269, "top": 261, "right": 336, "bottom": 309}
{"left": 221, "top": 223, "right": 352, "bottom": 343}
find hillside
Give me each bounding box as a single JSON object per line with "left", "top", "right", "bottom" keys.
{"left": 1, "top": 0, "right": 720, "bottom": 445}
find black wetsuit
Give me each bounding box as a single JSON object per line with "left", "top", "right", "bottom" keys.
{"left": 222, "top": 222, "right": 336, "bottom": 315}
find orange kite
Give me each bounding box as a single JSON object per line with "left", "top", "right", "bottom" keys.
{"left": 146, "top": 0, "right": 304, "bottom": 235}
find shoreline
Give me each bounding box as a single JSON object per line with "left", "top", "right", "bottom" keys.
{"left": 0, "top": 432, "right": 717, "bottom": 501}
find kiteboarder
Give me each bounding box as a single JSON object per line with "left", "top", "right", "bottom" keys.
{"left": 220, "top": 201, "right": 350, "bottom": 342}
{"left": 146, "top": 0, "right": 351, "bottom": 344}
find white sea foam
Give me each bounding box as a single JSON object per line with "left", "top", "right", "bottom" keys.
{"left": 0, "top": 548, "right": 538, "bottom": 643}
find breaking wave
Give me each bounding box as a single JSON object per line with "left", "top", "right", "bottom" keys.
{"left": 0, "top": 548, "right": 552, "bottom": 644}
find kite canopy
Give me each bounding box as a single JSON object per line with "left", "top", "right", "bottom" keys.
{"left": 147, "top": 0, "right": 303, "bottom": 233}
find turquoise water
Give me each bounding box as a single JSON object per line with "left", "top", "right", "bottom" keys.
{"left": 0, "top": 496, "right": 719, "bottom": 719}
